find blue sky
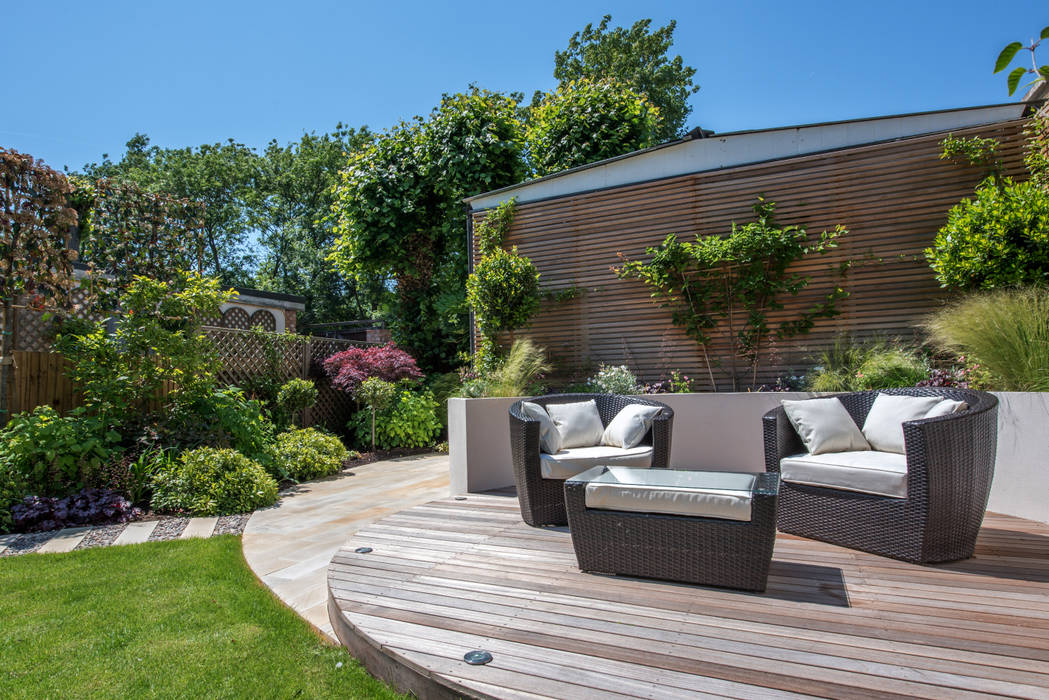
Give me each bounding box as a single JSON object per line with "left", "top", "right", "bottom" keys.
{"left": 5, "top": 1, "right": 1046, "bottom": 172}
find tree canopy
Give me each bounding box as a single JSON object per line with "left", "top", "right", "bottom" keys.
{"left": 83, "top": 135, "right": 259, "bottom": 286}
{"left": 328, "top": 88, "right": 526, "bottom": 370}
{"left": 526, "top": 79, "right": 663, "bottom": 176}
{"left": 553, "top": 15, "right": 699, "bottom": 141}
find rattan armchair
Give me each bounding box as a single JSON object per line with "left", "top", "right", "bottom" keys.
{"left": 509, "top": 393, "right": 673, "bottom": 527}
{"left": 763, "top": 388, "right": 998, "bottom": 563}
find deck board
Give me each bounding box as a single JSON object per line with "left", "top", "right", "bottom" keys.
{"left": 327, "top": 494, "right": 1049, "bottom": 699}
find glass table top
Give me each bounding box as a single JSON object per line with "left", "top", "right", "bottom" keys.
{"left": 566, "top": 466, "right": 778, "bottom": 495}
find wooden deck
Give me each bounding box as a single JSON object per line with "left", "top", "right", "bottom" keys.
{"left": 327, "top": 493, "right": 1049, "bottom": 699}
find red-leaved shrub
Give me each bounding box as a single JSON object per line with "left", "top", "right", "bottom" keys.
{"left": 323, "top": 343, "right": 424, "bottom": 393}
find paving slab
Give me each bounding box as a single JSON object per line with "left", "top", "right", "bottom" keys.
{"left": 36, "top": 527, "right": 91, "bottom": 554}
{"left": 242, "top": 454, "right": 450, "bottom": 641}
{"left": 112, "top": 520, "right": 158, "bottom": 546}
{"left": 180, "top": 517, "right": 218, "bottom": 539}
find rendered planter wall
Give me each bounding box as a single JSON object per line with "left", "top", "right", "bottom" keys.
{"left": 448, "top": 392, "right": 1049, "bottom": 525}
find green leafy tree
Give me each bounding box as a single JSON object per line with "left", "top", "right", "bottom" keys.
{"left": 82, "top": 135, "right": 260, "bottom": 285}
{"left": 526, "top": 79, "right": 663, "bottom": 176}
{"left": 251, "top": 126, "right": 387, "bottom": 326}
{"left": 994, "top": 26, "right": 1049, "bottom": 95}
{"left": 926, "top": 177, "right": 1049, "bottom": 290}
{"left": 553, "top": 15, "right": 699, "bottom": 140}
{"left": 465, "top": 199, "right": 540, "bottom": 370}
{"left": 329, "top": 88, "right": 527, "bottom": 370}
{"left": 617, "top": 198, "right": 848, "bottom": 390}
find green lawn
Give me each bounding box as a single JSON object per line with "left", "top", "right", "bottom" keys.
{"left": 0, "top": 536, "right": 400, "bottom": 699}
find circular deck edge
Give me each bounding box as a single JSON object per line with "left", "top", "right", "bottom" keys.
{"left": 327, "top": 591, "right": 486, "bottom": 700}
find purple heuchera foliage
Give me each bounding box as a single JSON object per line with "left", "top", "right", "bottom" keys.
{"left": 917, "top": 367, "right": 970, "bottom": 389}
{"left": 323, "top": 343, "right": 424, "bottom": 393}
{"left": 12, "top": 488, "right": 141, "bottom": 533}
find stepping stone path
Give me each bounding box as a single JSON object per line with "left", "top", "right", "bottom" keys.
{"left": 0, "top": 515, "right": 244, "bottom": 557}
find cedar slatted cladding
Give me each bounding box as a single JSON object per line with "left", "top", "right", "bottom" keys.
{"left": 472, "top": 119, "right": 1030, "bottom": 390}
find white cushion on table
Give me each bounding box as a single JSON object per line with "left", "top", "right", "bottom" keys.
{"left": 584, "top": 472, "right": 755, "bottom": 521}
{"left": 539, "top": 445, "right": 653, "bottom": 480}
{"left": 601, "top": 404, "right": 662, "bottom": 449}
{"left": 924, "top": 399, "right": 967, "bottom": 419}
{"left": 780, "top": 450, "right": 909, "bottom": 498}
{"left": 861, "top": 394, "right": 942, "bottom": 454}
{"left": 781, "top": 397, "right": 870, "bottom": 455}
{"left": 547, "top": 400, "right": 605, "bottom": 449}
{"left": 520, "top": 401, "right": 563, "bottom": 454}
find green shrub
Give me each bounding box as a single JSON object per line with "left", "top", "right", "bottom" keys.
{"left": 352, "top": 390, "right": 441, "bottom": 450}
{"left": 0, "top": 406, "right": 121, "bottom": 496}
{"left": 0, "top": 462, "right": 28, "bottom": 533}
{"left": 268, "top": 429, "right": 349, "bottom": 482}
{"left": 926, "top": 178, "right": 1049, "bottom": 290}
{"left": 97, "top": 448, "right": 177, "bottom": 506}
{"left": 806, "top": 336, "right": 928, "bottom": 392}
{"left": 924, "top": 287, "right": 1049, "bottom": 391}
{"left": 426, "top": 372, "right": 462, "bottom": 430}
{"left": 164, "top": 388, "right": 275, "bottom": 464}
{"left": 150, "top": 447, "right": 278, "bottom": 516}
{"left": 853, "top": 349, "right": 929, "bottom": 391}
{"left": 274, "top": 378, "right": 318, "bottom": 428}
{"left": 587, "top": 364, "right": 640, "bottom": 394}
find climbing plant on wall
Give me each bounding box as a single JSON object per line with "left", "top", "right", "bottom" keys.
{"left": 616, "top": 197, "right": 849, "bottom": 391}
{"left": 0, "top": 149, "right": 80, "bottom": 425}
{"left": 465, "top": 199, "right": 541, "bottom": 372}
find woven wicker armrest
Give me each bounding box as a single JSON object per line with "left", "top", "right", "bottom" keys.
{"left": 901, "top": 391, "right": 999, "bottom": 499}
{"left": 762, "top": 407, "right": 803, "bottom": 473}
{"left": 648, "top": 404, "right": 674, "bottom": 469}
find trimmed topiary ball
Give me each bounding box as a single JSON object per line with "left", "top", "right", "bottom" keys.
{"left": 150, "top": 448, "right": 277, "bottom": 516}
{"left": 268, "top": 428, "right": 349, "bottom": 483}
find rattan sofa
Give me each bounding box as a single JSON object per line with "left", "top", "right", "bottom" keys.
{"left": 763, "top": 387, "right": 998, "bottom": 563}
{"left": 509, "top": 393, "right": 673, "bottom": 527}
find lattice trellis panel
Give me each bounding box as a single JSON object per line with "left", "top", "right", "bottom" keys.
{"left": 250, "top": 309, "right": 277, "bottom": 332}
{"left": 205, "top": 327, "right": 306, "bottom": 390}
{"left": 309, "top": 383, "right": 356, "bottom": 434}
{"left": 221, "top": 307, "right": 252, "bottom": 330}
{"left": 13, "top": 288, "right": 104, "bottom": 352}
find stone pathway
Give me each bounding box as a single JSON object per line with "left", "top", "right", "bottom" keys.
{"left": 0, "top": 514, "right": 243, "bottom": 557}
{"left": 242, "top": 454, "right": 450, "bottom": 640}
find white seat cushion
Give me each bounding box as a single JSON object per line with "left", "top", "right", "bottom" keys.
{"left": 781, "top": 398, "right": 870, "bottom": 455}
{"left": 584, "top": 471, "right": 755, "bottom": 521}
{"left": 861, "top": 394, "right": 942, "bottom": 454}
{"left": 539, "top": 445, "right": 653, "bottom": 480}
{"left": 780, "top": 450, "right": 909, "bottom": 498}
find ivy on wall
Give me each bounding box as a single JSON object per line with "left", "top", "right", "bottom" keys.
{"left": 465, "top": 199, "right": 541, "bottom": 373}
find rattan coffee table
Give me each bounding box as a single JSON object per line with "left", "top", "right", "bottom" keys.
{"left": 564, "top": 467, "right": 779, "bottom": 591}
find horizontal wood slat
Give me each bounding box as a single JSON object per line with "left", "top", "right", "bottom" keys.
{"left": 471, "top": 119, "right": 1031, "bottom": 389}
{"left": 329, "top": 494, "right": 1049, "bottom": 699}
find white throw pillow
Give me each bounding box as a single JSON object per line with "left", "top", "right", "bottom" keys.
{"left": 924, "top": 399, "right": 967, "bottom": 419}
{"left": 520, "top": 401, "right": 563, "bottom": 454}
{"left": 546, "top": 400, "right": 605, "bottom": 449}
{"left": 861, "top": 394, "right": 942, "bottom": 454}
{"left": 781, "top": 398, "right": 870, "bottom": 455}
{"left": 601, "top": 404, "right": 662, "bottom": 449}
